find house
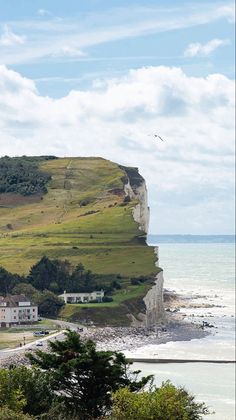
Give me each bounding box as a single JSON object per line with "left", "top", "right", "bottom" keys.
{"left": 0, "top": 294, "right": 38, "bottom": 328}
{"left": 59, "top": 290, "right": 104, "bottom": 304}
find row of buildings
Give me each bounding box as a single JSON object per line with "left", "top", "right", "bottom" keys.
{"left": 0, "top": 290, "right": 105, "bottom": 327}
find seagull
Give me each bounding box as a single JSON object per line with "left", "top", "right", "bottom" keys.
{"left": 148, "top": 133, "right": 165, "bottom": 142}
{"left": 154, "top": 134, "right": 164, "bottom": 142}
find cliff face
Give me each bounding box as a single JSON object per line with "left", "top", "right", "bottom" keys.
{"left": 143, "top": 249, "right": 166, "bottom": 326}
{"left": 122, "top": 167, "right": 165, "bottom": 326}
{"left": 124, "top": 179, "right": 150, "bottom": 234}
{"left": 121, "top": 165, "right": 150, "bottom": 234}
{"left": 143, "top": 271, "right": 165, "bottom": 326}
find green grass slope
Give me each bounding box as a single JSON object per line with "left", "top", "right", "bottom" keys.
{"left": 0, "top": 157, "right": 159, "bottom": 325}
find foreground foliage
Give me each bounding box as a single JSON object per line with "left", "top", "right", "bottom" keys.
{"left": 28, "top": 330, "right": 151, "bottom": 419}
{"left": 0, "top": 331, "right": 209, "bottom": 419}
{"left": 111, "top": 383, "right": 209, "bottom": 420}
{"left": 0, "top": 367, "right": 53, "bottom": 416}
{"left": 0, "top": 406, "right": 33, "bottom": 420}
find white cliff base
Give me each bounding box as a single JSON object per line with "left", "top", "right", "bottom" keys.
{"left": 144, "top": 270, "right": 166, "bottom": 327}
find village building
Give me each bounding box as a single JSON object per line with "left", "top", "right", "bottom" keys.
{"left": 0, "top": 294, "right": 38, "bottom": 328}
{"left": 59, "top": 290, "right": 104, "bottom": 304}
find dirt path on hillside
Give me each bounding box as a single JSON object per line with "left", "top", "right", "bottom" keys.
{"left": 56, "top": 159, "right": 73, "bottom": 224}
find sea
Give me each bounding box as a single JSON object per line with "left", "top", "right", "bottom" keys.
{"left": 127, "top": 235, "right": 235, "bottom": 420}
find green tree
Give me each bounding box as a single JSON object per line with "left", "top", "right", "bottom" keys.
{"left": 68, "top": 263, "right": 97, "bottom": 293}
{"left": 0, "top": 406, "right": 33, "bottom": 420}
{"left": 27, "top": 330, "right": 152, "bottom": 419}
{"left": 111, "top": 382, "right": 209, "bottom": 420}
{"left": 12, "top": 283, "right": 37, "bottom": 299}
{"left": 0, "top": 156, "right": 53, "bottom": 196}
{"left": 33, "top": 290, "right": 64, "bottom": 317}
{"left": 0, "top": 369, "right": 26, "bottom": 412}
{"left": 28, "top": 257, "right": 71, "bottom": 293}
{"left": 28, "top": 256, "right": 56, "bottom": 290}
{"left": 0, "top": 267, "right": 22, "bottom": 295}
{"left": 3, "top": 366, "right": 54, "bottom": 417}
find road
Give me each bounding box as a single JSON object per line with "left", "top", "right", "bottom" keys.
{"left": 0, "top": 319, "right": 85, "bottom": 360}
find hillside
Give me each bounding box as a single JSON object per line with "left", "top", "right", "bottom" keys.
{"left": 0, "top": 157, "right": 159, "bottom": 325}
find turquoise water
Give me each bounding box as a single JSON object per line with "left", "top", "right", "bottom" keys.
{"left": 130, "top": 241, "right": 235, "bottom": 419}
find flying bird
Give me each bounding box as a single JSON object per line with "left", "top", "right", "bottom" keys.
{"left": 148, "top": 133, "right": 165, "bottom": 142}
{"left": 154, "top": 134, "right": 164, "bottom": 142}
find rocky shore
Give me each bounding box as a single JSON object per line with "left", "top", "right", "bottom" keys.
{"left": 1, "top": 289, "right": 222, "bottom": 368}
{"left": 83, "top": 319, "right": 208, "bottom": 353}
{"left": 0, "top": 319, "right": 208, "bottom": 368}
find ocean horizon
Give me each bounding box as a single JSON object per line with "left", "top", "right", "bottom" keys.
{"left": 148, "top": 234, "right": 235, "bottom": 244}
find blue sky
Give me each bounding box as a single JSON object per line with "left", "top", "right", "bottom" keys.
{"left": 0, "top": 1, "right": 235, "bottom": 234}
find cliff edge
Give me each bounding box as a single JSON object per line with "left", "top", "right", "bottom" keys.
{"left": 121, "top": 166, "right": 165, "bottom": 327}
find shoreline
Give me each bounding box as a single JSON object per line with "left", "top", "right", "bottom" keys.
{"left": 0, "top": 319, "right": 209, "bottom": 368}
{"left": 1, "top": 285, "right": 229, "bottom": 367}
{"left": 84, "top": 316, "right": 209, "bottom": 354}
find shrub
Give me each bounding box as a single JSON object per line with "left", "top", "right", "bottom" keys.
{"left": 111, "top": 382, "right": 209, "bottom": 420}
{"left": 102, "top": 296, "right": 113, "bottom": 303}
{"left": 0, "top": 156, "right": 52, "bottom": 196}
{"left": 130, "top": 278, "right": 140, "bottom": 285}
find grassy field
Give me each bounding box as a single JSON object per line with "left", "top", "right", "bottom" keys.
{"left": 0, "top": 319, "right": 59, "bottom": 349}
{"left": 0, "top": 157, "right": 158, "bottom": 325}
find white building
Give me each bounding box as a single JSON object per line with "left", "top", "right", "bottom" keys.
{"left": 0, "top": 294, "right": 38, "bottom": 328}
{"left": 60, "top": 290, "right": 104, "bottom": 304}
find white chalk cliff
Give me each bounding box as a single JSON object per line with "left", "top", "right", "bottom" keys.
{"left": 123, "top": 169, "right": 165, "bottom": 326}
{"left": 143, "top": 249, "right": 165, "bottom": 327}
{"left": 124, "top": 176, "right": 150, "bottom": 234}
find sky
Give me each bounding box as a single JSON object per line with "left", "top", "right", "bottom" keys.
{"left": 0, "top": 0, "right": 235, "bottom": 234}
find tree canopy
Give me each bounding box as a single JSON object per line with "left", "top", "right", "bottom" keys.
{"left": 111, "top": 383, "right": 209, "bottom": 420}
{"left": 0, "top": 331, "right": 209, "bottom": 419}
{"left": 27, "top": 330, "right": 152, "bottom": 419}
{"left": 1, "top": 256, "right": 118, "bottom": 296}
{"left": 0, "top": 156, "right": 55, "bottom": 196}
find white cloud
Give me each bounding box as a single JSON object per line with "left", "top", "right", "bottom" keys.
{"left": 0, "top": 25, "right": 26, "bottom": 47}
{"left": 37, "top": 9, "right": 51, "bottom": 17}
{"left": 0, "top": 65, "right": 234, "bottom": 233}
{"left": 215, "top": 4, "right": 235, "bottom": 23}
{"left": 51, "top": 46, "right": 86, "bottom": 58}
{"left": 184, "top": 39, "right": 230, "bottom": 57}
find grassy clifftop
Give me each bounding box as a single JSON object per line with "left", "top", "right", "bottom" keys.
{"left": 0, "top": 157, "right": 159, "bottom": 325}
